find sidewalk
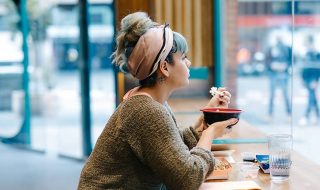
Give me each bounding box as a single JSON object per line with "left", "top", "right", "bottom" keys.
{"left": 0, "top": 143, "right": 83, "bottom": 190}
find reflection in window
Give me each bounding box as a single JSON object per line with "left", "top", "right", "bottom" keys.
{"left": 236, "top": 0, "right": 294, "bottom": 127}
{"left": 233, "top": 0, "right": 320, "bottom": 165}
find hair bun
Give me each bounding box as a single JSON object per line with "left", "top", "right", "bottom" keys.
{"left": 111, "top": 12, "right": 157, "bottom": 69}
{"left": 120, "top": 12, "right": 157, "bottom": 43}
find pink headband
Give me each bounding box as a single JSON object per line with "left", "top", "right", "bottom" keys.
{"left": 127, "top": 25, "right": 174, "bottom": 80}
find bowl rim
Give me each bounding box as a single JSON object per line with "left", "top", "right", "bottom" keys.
{"left": 200, "top": 107, "right": 242, "bottom": 113}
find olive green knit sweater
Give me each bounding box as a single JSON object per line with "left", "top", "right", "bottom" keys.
{"left": 78, "top": 95, "right": 214, "bottom": 190}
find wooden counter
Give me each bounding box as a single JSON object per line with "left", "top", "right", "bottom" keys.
{"left": 200, "top": 120, "right": 320, "bottom": 190}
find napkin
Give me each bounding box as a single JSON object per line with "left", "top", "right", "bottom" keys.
{"left": 200, "top": 180, "right": 261, "bottom": 190}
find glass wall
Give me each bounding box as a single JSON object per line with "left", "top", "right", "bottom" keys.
{"left": 292, "top": 0, "right": 320, "bottom": 164}
{"left": 221, "top": 0, "right": 320, "bottom": 165}
{"left": 88, "top": 1, "right": 115, "bottom": 145}
{"left": 0, "top": 0, "right": 115, "bottom": 158}
{"left": 27, "top": 0, "right": 83, "bottom": 156}
{"left": 0, "top": 0, "right": 24, "bottom": 138}
{"left": 235, "top": 0, "right": 293, "bottom": 135}
{"left": 28, "top": 0, "right": 115, "bottom": 157}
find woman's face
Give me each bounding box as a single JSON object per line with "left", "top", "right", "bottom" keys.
{"left": 167, "top": 52, "right": 191, "bottom": 89}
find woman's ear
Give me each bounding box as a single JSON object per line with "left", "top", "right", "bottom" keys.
{"left": 159, "top": 61, "right": 170, "bottom": 77}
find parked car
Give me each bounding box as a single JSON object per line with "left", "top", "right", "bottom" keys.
{"left": 237, "top": 50, "right": 266, "bottom": 76}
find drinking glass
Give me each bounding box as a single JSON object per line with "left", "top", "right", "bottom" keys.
{"left": 268, "top": 134, "right": 292, "bottom": 183}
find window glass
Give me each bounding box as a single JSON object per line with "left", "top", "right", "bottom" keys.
{"left": 225, "top": 0, "right": 320, "bottom": 165}
{"left": 88, "top": 1, "right": 115, "bottom": 145}
{"left": 0, "top": 0, "right": 25, "bottom": 141}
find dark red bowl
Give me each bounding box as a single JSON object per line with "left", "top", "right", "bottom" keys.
{"left": 200, "top": 108, "right": 242, "bottom": 127}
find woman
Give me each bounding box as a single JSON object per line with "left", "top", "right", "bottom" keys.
{"left": 78, "top": 12, "right": 237, "bottom": 190}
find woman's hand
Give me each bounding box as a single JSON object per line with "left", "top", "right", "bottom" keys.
{"left": 193, "top": 115, "right": 208, "bottom": 136}
{"left": 206, "top": 87, "right": 231, "bottom": 108}
{"left": 206, "top": 118, "right": 238, "bottom": 139}
{"left": 196, "top": 118, "right": 238, "bottom": 150}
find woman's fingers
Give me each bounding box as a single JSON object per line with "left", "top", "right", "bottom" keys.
{"left": 218, "top": 95, "right": 231, "bottom": 104}
{"left": 224, "top": 118, "right": 238, "bottom": 126}
{"left": 210, "top": 118, "right": 238, "bottom": 128}
{"left": 206, "top": 87, "right": 232, "bottom": 108}
{"left": 216, "top": 88, "right": 231, "bottom": 105}
{"left": 222, "top": 91, "right": 232, "bottom": 98}
{"left": 217, "top": 89, "right": 231, "bottom": 98}
{"left": 208, "top": 118, "right": 238, "bottom": 138}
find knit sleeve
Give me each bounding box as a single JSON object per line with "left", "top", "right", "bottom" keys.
{"left": 180, "top": 127, "right": 200, "bottom": 149}
{"left": 123, "top": 103, "right": 214, "bottom": 190}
